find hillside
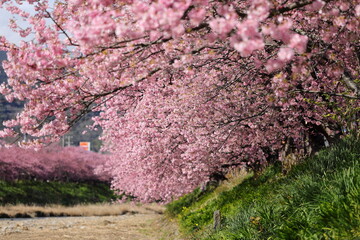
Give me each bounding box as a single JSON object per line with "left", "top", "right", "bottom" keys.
{"left": 0, "top": 51, "right": 23, "bottom": 129}
{"left": 0, "top": 51, "right": 6, "bottom": 63}
{"left": 166, "top": 135, "right": 360, "bottom": 239}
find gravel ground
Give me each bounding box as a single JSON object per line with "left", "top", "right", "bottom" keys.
{"left": 0, "top": 213, "right": 164, "bottom": 240}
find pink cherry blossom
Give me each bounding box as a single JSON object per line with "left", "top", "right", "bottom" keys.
{"left": 278, "top": 47, "right": 294, "bottom": 61}
{"left": 356, "top": 5, "right": 360, "bottom": 16}
{"left": 0, "top": 0, "right": 358, "bottom": 203}
{"left": 0, "top": 144, "right": 110, "bottom": 182}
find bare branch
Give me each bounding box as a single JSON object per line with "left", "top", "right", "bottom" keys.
{"left": 45, "top": 11, "right": 79, "bottom": 47}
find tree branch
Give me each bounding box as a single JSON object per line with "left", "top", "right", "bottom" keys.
{"left": 292, "top": 89, "right": 360, "bottom": 99}
{"left": 45, "top": 11, "right": 79, "bottom": 47}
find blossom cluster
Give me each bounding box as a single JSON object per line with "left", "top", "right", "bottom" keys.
{"left": 0, "top": 0, "right": 359, "bottom": 202}
{"left": 0, "top": 144, "right": 110, "bottom": 182}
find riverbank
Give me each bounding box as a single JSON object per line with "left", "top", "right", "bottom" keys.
{"left": 0, "top": 203, "right": 164, "bottom": 218}
{"left": 0, "top": 203, "right": 179, "bottom": 240}
{"left": 0, "top": 214, "right": 162, "bottom": 240}
{"left": 166, "top": 135, "right": 360, "bottom": 239}
{"left": 0, "top": 180, "right": 117, "bottom": 206}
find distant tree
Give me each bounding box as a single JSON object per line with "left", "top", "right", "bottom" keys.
{"left": 0, "top": 0, "right": 359, "bottom": 202}
{"left": 0, "top": 143, "right": 110, "bottom": 182}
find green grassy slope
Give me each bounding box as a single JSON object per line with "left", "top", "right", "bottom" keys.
{"left": 0, "top": 180, "right": 118, "bottom": 206}
{"left": 166, "top": 135, "right": 360, "bottom": 240}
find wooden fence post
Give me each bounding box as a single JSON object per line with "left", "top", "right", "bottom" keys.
{"left": 213, "top": 210, "right": 221, "bottom": 230}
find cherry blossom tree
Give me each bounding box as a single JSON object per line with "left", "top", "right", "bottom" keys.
{"left": 0, "top": 142, "right": 110, "bottom": 182}
{"left": 0, "top": 0, "right": 359, "bottom": 202}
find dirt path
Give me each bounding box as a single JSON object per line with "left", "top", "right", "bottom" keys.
{"left": 0, "top": 213, "right": 166, "bottom": 240}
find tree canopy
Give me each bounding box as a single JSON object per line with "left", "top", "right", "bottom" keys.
{"left": 0, "top": 0, "right": 359, "bottom": 202}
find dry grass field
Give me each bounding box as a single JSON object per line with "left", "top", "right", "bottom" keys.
{"left": 0, "top": 203, "right": 164, "bottom": 218}
{"left": 0, "top": 203, "right": 183, "bottom": 240}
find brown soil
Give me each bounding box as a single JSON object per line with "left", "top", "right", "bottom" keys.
{"left": 0, "top": 205, "right": 183, "bottom": 240}
{"left": 0, "top": 214, "right": 167, "bottom": 240}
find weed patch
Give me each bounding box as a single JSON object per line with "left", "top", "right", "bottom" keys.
{"left": 167, "top": 135, "right": 360, "bottom": 239}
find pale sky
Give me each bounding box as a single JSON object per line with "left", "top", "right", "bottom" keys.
{"left": 0, "top": 1, "right": 55, "bottom": 44}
